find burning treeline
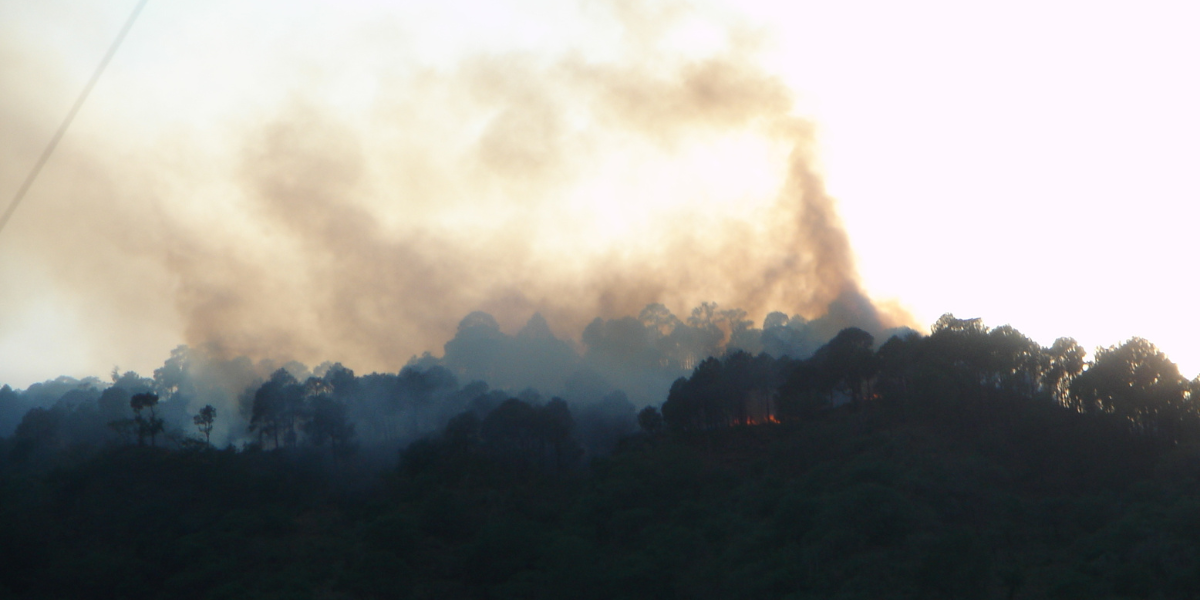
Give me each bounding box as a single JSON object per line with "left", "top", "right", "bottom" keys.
{"left": 0, "top": 293, "right": 912, "bottom": 454}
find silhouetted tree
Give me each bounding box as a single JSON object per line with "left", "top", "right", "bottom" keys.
{"left": 583, "top": 315, "right": 658, "bottom": 371}
{"left": 574, "top": 391, "right": 638, "bottom": 455}
{"left": 662, "top": 357, "right": 728, "bottom": 432}
{"left": 153, "top": 345, "right": 189, "bottom": 398}
{"left": 1069, "top": 338, "right": 1194, "bottom": 439}
{"left": 192, "top": 404, "right": 216, "bottom": 445}
{"left": 1044, "top": 337, "right": 1086, "bottom": 406}
{"left": 927, "top": 313, "right": 990, "bottom": 385}
{"left": 304, "top": 395, "right": 355, "bottom": 451}
{"left": 0, "top": 384, "right": 26, "bottom": 436}
{"left": 539, "top": 398, "right": 580, "bottom": 471}
{"left": 984, "top": 325, "right": 1044, "bottom": 396}
{"left": 778, "top": 359, "right": 827, "bottom": 421}
{"left": 397, "top": 365, "right": 457, "bottom": 436}
{"left": 443, "top": 411, "right": 481, "bottom": 449}
{"left": 777, "top": 327, "right": 878, "bottom": 416}
{"left": 97, "top": 386, "right": 132, "bottom": 424}
{"left": 876, "top": 331, "right": 921, "bottom": 399}
{"left": 477, "top": 398, "right": 581, "bottom": 471}
{"left": 250, "top": 369, "right": 302, "bottom": 449}
{"left": 481, "top": 398, "right": 540, "bottom": 466}
{"left": 10, "top": 407, "right": 62, "bottom": 460}
{"left": 323, "top": 363, "right": 358, "bottom": 401}
{"left": 638, "top": 405, "right": 664, "bottom": 434}
{"left": 130, "top": 392, "right": 164, "bottom": 447}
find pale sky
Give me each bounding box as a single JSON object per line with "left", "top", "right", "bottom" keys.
{"left": 2, "top": 0, "right": 1198, "bottom": 388}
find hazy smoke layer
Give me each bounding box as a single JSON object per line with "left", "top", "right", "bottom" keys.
{"left": 0, "top": 1, "right": 909, "bottom": 378}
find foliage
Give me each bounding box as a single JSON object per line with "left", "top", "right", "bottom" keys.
{"left": 130, "top": 392, "right": 165, "bottom": 447}
{"left": 4, "top": 316, "right": 1200, "bottom": 598}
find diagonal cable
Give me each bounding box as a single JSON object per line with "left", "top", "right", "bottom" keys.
{"left": 0, "top": 0, "right": 150, "bottom": 237}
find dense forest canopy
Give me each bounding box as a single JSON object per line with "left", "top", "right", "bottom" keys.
{"left": 4, "top": 303, "right": 1200, "bottom": 598}
{"left": 5, "top": 300, "right": 1196, "bottom": 456}
{"left": 0, "top": 293, "right": 913, "bottom": 451}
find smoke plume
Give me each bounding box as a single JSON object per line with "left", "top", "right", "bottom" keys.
{"left": 0, "top": 0, "right": 910, "bottom": 381}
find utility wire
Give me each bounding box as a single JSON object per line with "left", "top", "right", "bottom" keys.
{"left": 0, "top": 0, "right": 150, "bottom": 237}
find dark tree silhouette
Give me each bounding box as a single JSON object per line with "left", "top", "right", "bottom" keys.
{"left": 583, "top": 315, "right": 658, "bottom": 371}
{"left": 10, "top": 407, "right": 62, "bottom": 460}
{"left": 816, "top": 327, "right": 878, "bottom": 408}
{"left": 323, "top": 362, "right": 358, "bottom": 400}
{"left": 1069, "top": 337, "right": 1195, "bottom": 439}
{"left": 304, "top": 395, "right": 356, "bottom": 451}
{"left": 983, "top": 325, "right": 1043, "bottom": 396}
{"left": 249, "top": 369, "right": 302, "bottom": 449}
{"left": 11, "top": 305, "right": 1200, "bottom": 600}
{"left": 153, "top": 345, "right": 189, "bottom": 398}
{"left": 476, "top": 398, "right": 582, "bottom": 471}
{"left": 481, "top": 398, "right": 540, "bottom": 466}
{"left": 130, "top": 392, "right": 163, "bottom": 447}
{"left": 662, "top": 357, "right": 725, "bottom": 431}
{"left": 192, "top": 404, "right": 216, "bottom": 445}
{"left": 396, "top": 365, "right": 457, "bottom": 436}
{"left": 443, "top": 411, "right": 481, "bottom": 448}
{"left": 538, "top": 397, "right": 580, "bottom": 471}
{"left": 876, "top": 330, "right": 921, "bottom": 399}
{"left": 638, "top": 405, "right": 664, "bottom": 434}
{"left": 927, "top": 313, "right": 991, "bottom": 384}
{"left": 778, "top": 358, "right": 827, "bottom": 420}
{"left": 1044, "top": 337, "right": 1086, "bottom": 405}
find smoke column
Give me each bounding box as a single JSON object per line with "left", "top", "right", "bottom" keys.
{"left": 0, "top": 0, "right": 909, "bottom": 382}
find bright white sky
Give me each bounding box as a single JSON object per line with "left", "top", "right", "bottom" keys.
{"left": 2, "top": 0, "right": 1199, "bottom": 388}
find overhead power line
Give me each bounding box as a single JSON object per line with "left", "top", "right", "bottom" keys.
{"left": 0, "top": 0, "right": 150, "bottom": 237}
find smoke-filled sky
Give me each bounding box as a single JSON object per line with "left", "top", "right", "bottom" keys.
{"left": 2, "top": 0, "right": 1198, "bottom": 388}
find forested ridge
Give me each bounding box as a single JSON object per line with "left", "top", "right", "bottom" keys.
{"left": 4, "top": 312, "right": 1200, "bottom": 599}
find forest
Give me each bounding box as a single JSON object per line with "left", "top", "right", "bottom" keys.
{"left": 3, "top": 304, "right": 1200, "bottom": 599}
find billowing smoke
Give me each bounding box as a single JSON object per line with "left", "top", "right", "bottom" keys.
{"left": 0, "top": 0, "right": 912, "bottom": 384}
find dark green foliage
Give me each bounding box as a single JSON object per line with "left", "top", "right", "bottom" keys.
{"left": 5, "top": 319, "right": 1200, "bottom": 598}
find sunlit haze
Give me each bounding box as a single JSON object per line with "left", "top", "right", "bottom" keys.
{"left": 2, "top": 0, "right": 1198, "bottom": 388}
